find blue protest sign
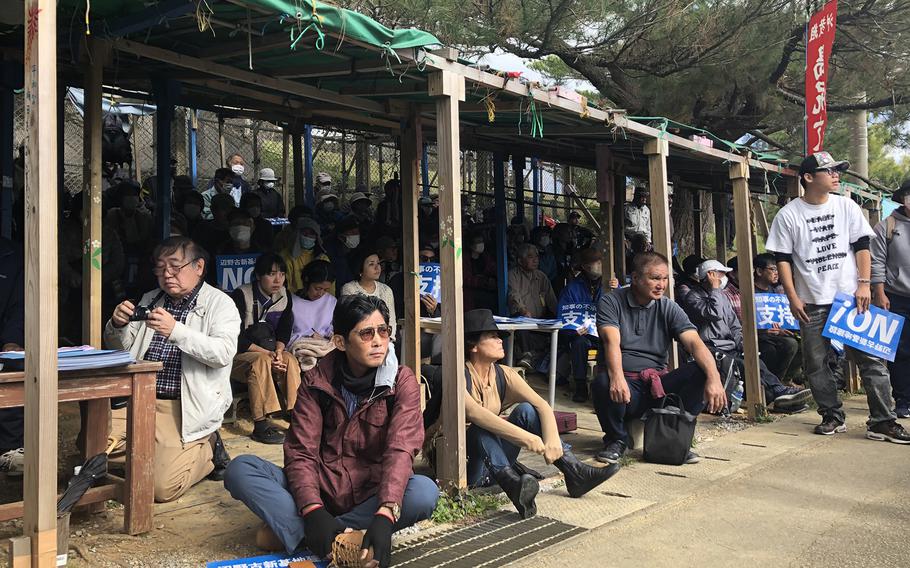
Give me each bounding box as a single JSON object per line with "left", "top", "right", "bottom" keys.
{"left": 754, "top": 293, "right": 799, "bottom": 330}
{"left": 558, "top": 302, "right": 597, "bottom": 337}
{"left": 206, "top": 552, "right": 327, "bottom": 568}
{"left": 821, "top": 292, "right": 905, "bottom": 362}
{"left": 419, "top": 263, "right": 441, "bottom": 303}
{"left": 216, "top": 253, "right": 260, "bottom": 292}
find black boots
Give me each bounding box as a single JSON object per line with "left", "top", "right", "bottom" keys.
{"left": 208, "top": 430, "right": 231, "bottom": 481}
{"left": 554, "top": 450, "right": 620, "bottom": 498}
{"left": 493, "top": 465, "right": 539, "bottom": 519}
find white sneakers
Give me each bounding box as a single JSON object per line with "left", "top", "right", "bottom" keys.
{"left": 0, "top": 448, "right": 24, "bottom": 476}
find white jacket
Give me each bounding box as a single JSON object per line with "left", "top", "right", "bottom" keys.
{"left": 104, "top": 282, "right": 240, "bottom": 443}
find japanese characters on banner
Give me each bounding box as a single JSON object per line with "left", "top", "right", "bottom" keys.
{"left": 419, "top": 262, "right": 442, "bottom": 302}
{"left": 821, "top": 292, "right": 905, "bottom": 362}
{"left": 206, "top": 552, "right": 327, "bottom": 568}
{"left": 755, "top": 293, "right": 800, "bottom": 330}
{"left": 216, "top": 253, "right": 260, "bottom": 292}
{"left": 805, "top": 0, "right": 838, "bottom": 153}
{"left": 558, "top": 302, "right": 597, "bottom": 337}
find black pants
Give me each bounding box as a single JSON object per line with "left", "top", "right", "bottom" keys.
{"left": 0, "top": 408, "right": 24, "bottom": 452}
{"left": 758, "top": 333, "right": 800, "bottom": 382}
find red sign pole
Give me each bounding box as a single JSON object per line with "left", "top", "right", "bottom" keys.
{"left": 805, "top": 0, "right": 838, "bottom": 153}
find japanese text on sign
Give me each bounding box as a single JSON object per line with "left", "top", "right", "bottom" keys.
{"left": 558, "top": 302, "right": 597, "bottom": 337}
{"left": 821, "top": 292, "right": 905, "bottom": 362}
{"left": 419, "top": 263, "right": 441, "bottom": 303}
{"left": 805, "top": 0, "right": 838, "bottom": 153}
{"left": 755, "top": 293, "right": 799, "bottom": 330}
{"left": 216, "top": 253, "right": 260, "bottom": 292}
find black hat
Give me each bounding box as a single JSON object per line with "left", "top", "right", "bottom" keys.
{"left": 893, "top": 179, "right": 910, "bottom": 204}
{"left": 798, "top": 152, "right": 850, "bottom": 177}
{"left": 464, "top": 309, "right": 504, "bottom": 337}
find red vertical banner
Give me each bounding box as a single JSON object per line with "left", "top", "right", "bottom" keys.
{"left": 805, "top": 0, "right": 838, "bottom": 153}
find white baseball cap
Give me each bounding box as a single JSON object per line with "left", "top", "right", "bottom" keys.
{"left": 696, "top": 260, "right": 733, "bottom": 281}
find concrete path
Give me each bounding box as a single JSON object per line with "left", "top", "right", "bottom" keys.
{"left": 510, "top": 398, "right": 910, "bottom": 567}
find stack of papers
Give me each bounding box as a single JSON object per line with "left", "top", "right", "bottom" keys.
{"left": 0, "top": 346, "right": 135, "bottom": 372}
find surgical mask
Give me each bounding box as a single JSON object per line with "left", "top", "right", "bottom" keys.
{"left": 231, "top": 164, "right": 245, "bottom": 176}
{"left": 344, "top": 235, "right": 361, "bottom": 249}
{"left": 229, "top": 226, "right": 251, "bottom": 243}
{"left": 322, "top": 201, "right": 336, "bottom": 212}
{"left": 538, "top": 236, "right": 551, "bottom": 247}
{"left": 585, "top": 262, "right": 603, "bottom": 278}
{"left": 246, "top": 207, "right": 261, "bottom": 218}
{"left": 720, "top": 276, "right": 729, "bottom": 289}
{"left": 472, "top": 242, "right": 485, "bottom": 254}
{"left": 121, "top": 196, "right": 140, "bottom": 211}
{"left": 300, "top": 236, "right": 316, "bottom": 250}
{"left": 183, "top": 204, "right": 201, "bottom": 219}
{"left": 263, "top": 182, "right": 275, "bottom": 190}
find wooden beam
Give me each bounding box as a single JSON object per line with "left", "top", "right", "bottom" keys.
{"left": 428, "top": 70, "right": 467, "bottom": 492}
{"left": 692, "top": 188, "right": 703, "bottom": 259}
{"left": 7, "top": 536, "right": 30, "bottom": 568}
{"left": 596, "top": 145, "right": 616, "bottom": 282}
{"left": 730, "top": 160, "right": 765, "bottom": 419}
{"left": 712, "top": 180, "right": 728, "bottom": 262}
{"left": 108, "top": 39, "right": 385, "bottom": 114}
{"left": 82, "top": 38, "right": 105, "bottom": 348}
{"left": 400, "top": 105, "right": 422, "bottom": 380}
{"left": 644, "top": 138, "right": 677, "bottom": 369}
{"left": 23, "top": 0, "right": 59, "bottom": 565}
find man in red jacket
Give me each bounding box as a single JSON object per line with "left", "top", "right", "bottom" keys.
{"left": 224, "top": 295, "right": 438, "bottom": 568}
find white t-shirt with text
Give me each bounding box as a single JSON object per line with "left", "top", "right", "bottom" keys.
{"left": 765, "top": 194, "right": 874, "bottom": 304}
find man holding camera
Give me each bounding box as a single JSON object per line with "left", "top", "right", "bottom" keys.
{"left": 105, "top": 236, "right": 241, "bottom": 502}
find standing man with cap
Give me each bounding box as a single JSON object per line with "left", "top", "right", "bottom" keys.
{"left": 254, "top": 168, "right": 285, "bottom": 219}
{"left": 872, "top": 179, "right": 910, "bottom": 418}
{"left": 624, "top": 188, "right": 652, "bottom": 243}
{"left": 767, "top": 152, "right": 909, "bottom": 442}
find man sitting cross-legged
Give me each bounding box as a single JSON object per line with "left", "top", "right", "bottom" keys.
{"left": 224, "top": 295, "right": 439, "bottom": 568}
{"left": 592, "top": 252, "right": 727, "bottom": 465}
{"left": 464, "top": 309, "right": 620, "bottom": 519}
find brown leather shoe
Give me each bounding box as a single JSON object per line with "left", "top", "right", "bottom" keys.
{"left": 256, "top": 523, "right": 284, "bottom": 552}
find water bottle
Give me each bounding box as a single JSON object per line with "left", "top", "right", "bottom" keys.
{"left": 729, "top": 381, "right": 744, "bottom": 413}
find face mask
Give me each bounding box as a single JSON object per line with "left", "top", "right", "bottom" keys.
{"left": 538, "top": 236, "right": 551, "bottom": 247}
{"left": 229, "top": 226, "right": 251, "bottom": 243}
{"left": 344, "top": 235, "right": 361, "bottom": 249}
{"left": 183, "top": 204, "right": 201, "bottom": 219}
{"left": 263, "top": 182, "right": 275, "bottom": 190}
{"left": 231, "top": 164, "right": 245, "bottom": 176}
{"left": 121, "top": 196, "right": 140, "bottom": 211}
{"left": 720, "top": 276, "right": 729, "bottom": 289}
{"left": 322, "top": 201, "right": 336, "bottom": 212}
{"left": 246, "top": 207, "right": 261, "bottom": 218}
{"left": 585, "top": 262, "right": 603, "bottom": 278}
{"left": 472, "top": 242, "right": 485, "bottom": 254}
{"left": 300, "top": 236, "right": 316, "bottom": 250}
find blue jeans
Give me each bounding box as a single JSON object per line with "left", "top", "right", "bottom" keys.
{"left": 887, "top": 293, "right": 910, "bottom": 409}
{"left": 591, "top": 361, "right": 707, "bottom": 446}
{"left": 466, "top": 402, "right": 569, "bottom": 487}
{"left": 800, "top": 304, "right": 894, "bottom": 425}
{"left": 223, "top": 455, "right": 439, "bottom": 555}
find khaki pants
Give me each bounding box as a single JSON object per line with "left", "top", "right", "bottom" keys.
{"left": 109, "top": 399, "right": 214, "bottom": 503}
{"left": 230, "top": 351, "right": 301, "bottom": 421}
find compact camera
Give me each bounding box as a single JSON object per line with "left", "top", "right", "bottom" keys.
{"left": 129, "top": 305, "right": 152, "bottom": 321}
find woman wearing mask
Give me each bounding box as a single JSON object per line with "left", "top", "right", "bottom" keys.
{"left": 531, "top": 226, "right": 558, "bottom": 282}
{"left": 253, "top": 168, "right": 285, "bottom": 219}
{"left": 217, "top": 209, "right": 261, "bottom": 257}
{"left": 462, "top": 232, "right": 498, "bottom": 311}
{"left": 240, "top": 193, "right": 275, "bottom": 251}
{"left": 287, "top": 260, "right": 338, "bottom": 372}
{"left": 278, "top": 215, "right": 330, "bottom": 294}
{"left": 341, "top": 248, "right": 397, "bottom": 341}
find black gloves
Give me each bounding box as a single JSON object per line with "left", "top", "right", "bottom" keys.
{"left": 302, "top": 506, "right": 343, "bottom": 558}
{"left": 361, "top": 514, "right": 394, "bottom": 568}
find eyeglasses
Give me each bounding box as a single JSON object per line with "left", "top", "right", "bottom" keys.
{"left": 153, "top": 259, "right": 197, "bottom": 277}
{"left": 420, "top": 256, "right": 435, "bottom": 263}
{"left": 354, "top": 325, "right": 392, "bottom": 342}
{"left": 813, "top": 167, "right": 841, "bottom": 177}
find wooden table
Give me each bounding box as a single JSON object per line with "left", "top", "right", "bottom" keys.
{"left": 0, "top": 362, "right": 160, "bottom": 535}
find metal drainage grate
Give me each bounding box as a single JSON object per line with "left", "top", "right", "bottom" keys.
{"left": 392, "top": 512, "right": 585, "bottom": 568}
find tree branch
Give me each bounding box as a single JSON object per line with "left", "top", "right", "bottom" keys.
{"left": 776, "top": 84, "right": 907, "bottom": 112}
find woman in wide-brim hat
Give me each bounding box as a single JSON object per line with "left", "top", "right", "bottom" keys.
{"left": 462, "top": 309, "right": 621, "bottom": 519}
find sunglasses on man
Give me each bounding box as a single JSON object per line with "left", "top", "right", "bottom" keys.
{"left": 352, "top": 325, "right": 392, "bottom": 342}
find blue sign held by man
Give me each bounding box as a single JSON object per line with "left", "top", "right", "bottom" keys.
{"left": 558, "top": 302, "right": 597, "bottom": 337}
{"left": 822, "top": 292, "right": 905, "bottom": 362}
{"left": 755, "top": 293, "right": 799, "bottom": 330}
{"left": 419, "top": 262, "right": 441, "bottom": 303}
{"left": 216, "top": 253, "right": 260, "bottom": 292}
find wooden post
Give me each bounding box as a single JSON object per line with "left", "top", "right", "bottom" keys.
{"left": 428, "top": 70, "right": 467, "bottom": 492}
{"left": 595, "top": 145, "right": 616, "bottom": 282}
{"left": 291, "top": 124, "right": 304, "bottom": 208}
{"left": 644, "top": 138, "right": 677, "bottom": 369}
{"left": 281, "top": 126, "right": 290, "bottom": 211}
{"left": 23, "top": 0, "right": 60, "bottom": 564}
{"left": 493, "top": 153, "right": 508, "bottom": 315}
{"left": 400, "top": 106, "right": 422, "bottom": 378}
{"left": 7, "top": 536, "right": 30, "bottom": 568}
{"left": 730, "top": 160, "right": 765, "bottom": 419}
{"left": 612, "top": 173, "right": 625, "bottom": 278}
{"left": 712, "top": 181, "right": 728, "bottom": 262}
{"left": 82, "top": 38, "right": 105, "bottom": 348}
{"left": 692, "top": 189, "right": 704, "bottom": 259}
{"left": 512, "top": 155, "right": 525, "bottom": 224}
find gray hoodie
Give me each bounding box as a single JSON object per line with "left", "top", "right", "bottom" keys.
{"left": 871, "top": 208, "right": 910, "bottom": 298}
